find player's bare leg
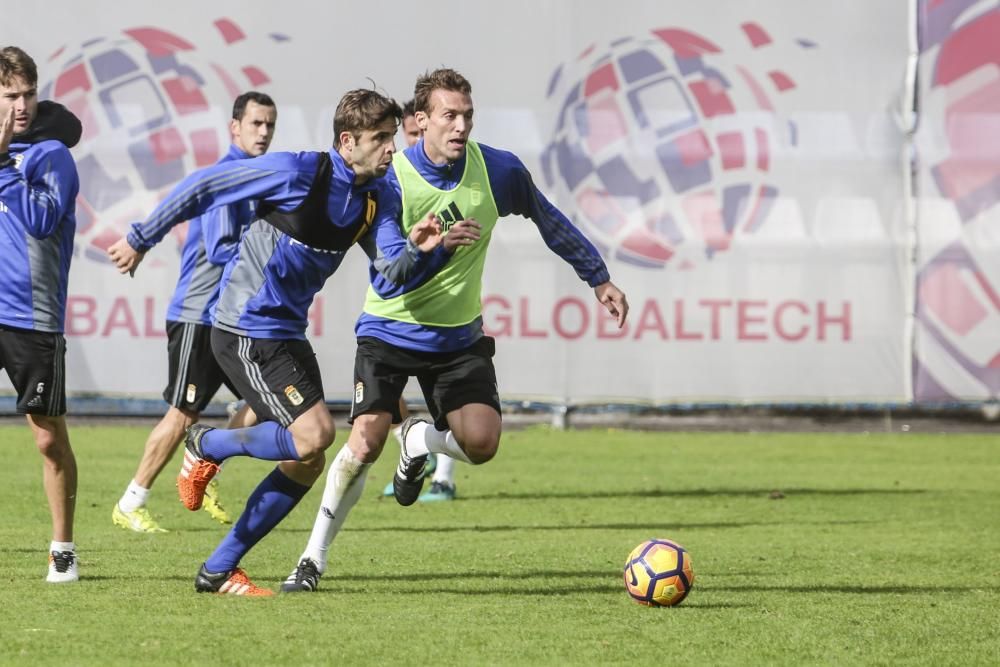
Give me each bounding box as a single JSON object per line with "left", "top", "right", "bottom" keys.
{"left": 401, "top": 402, "right": 500, "bottom": 464}
{"left": 226, "top": 402, "right": 257, "bottom": 429}
{"left": 29, "top": 414, "right": 79, "bottom": 582}
{"left": 393, "top": 404, "right": 498, "bottom": 505}
{"left": 134, "top": 406, "right": 197, "bottom": 489}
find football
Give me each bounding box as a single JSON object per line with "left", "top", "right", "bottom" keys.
{"left": 623, "top": 538, "right": 694, "bottom": 607}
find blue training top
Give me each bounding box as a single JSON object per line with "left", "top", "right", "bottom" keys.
{"left": 0, "top": 137, "right": 78, "bottom": 333}
{"left": 128, "top": 149, "right": 432, "bottom": 339}
{"left": 166, "top": 144, "right": 256, "bottom": 326}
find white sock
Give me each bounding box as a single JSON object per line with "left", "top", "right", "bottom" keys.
{"left": 300, "top": 445, "right": 370, "bottom": 573}
{"left": 118, "top": 480, "right": 150, "bottom": 513}
{"left": 50, "top": 541, "right": 75, "bottom": 553}
{"left": 407, "top": 422, "right": 473, "bottom": 464}
{"left": 432, "top": 455, "right": 456, "bottom": 485}
{"left": 391, "top": 424, "right": 404, "bottom": 448}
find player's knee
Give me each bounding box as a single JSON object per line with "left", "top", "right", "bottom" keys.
{"left": 165, "top": 406, "right": 197, "bottom": 435}
{"left": 292, "top": 416, "right": 336, "bottom": 458}
{"left": 349, "top": 415, "right": 388, "bottom": 463}
{"left": 33, "top": 425, "right": 72, "bottom": 461}
{"left": 461, "top": 434, "right": 500, "bottom": 465}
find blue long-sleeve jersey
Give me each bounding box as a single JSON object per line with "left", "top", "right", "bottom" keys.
{"left": 356, "top": 139, "right": 610, "bottom": 352}
{"left": 0, "top": 139, "right": 78, "bottom": 333}
{"left": 128, "top": 149, "right": 431, "bottom": 339}
{"left": 167, "top": 144, "right": 256, "bottom": 325}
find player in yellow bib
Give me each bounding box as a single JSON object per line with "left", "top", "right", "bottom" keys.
{"left": 282, "top": 69, "right": 628, "bottom": 592}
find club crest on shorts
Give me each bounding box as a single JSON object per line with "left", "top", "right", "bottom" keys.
{"left": 284, "top": 385, "right": 304, "bottom": 406}
{"left": 354, "top": 382, "right": 364, "bottom": 403}
{"left": 186, "top": 383, "right": 197, "bottom": 403}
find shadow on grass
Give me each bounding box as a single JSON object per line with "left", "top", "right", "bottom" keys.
{"left": 105, "top": 569, "right": 998, "bottom": 599}
{"left": 276, "top": 519, "right": 879, "bottom": 534}
{"left": 139, "top": 569, "right": 629, "bottom": 585}
{"left": 704, "top": 584, "right": 998, "bottom": 594}
{"left": 334, "top": 568, "right": 626, "bottom": 582}
{"left": 264, "top": 580, "right": 998, "bottom": 598}
{"left": 459, "top": 488, "right": 928, "bottom": 502}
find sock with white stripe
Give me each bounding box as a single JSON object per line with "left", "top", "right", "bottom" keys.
{"left": 204, "top": 467, "right": 310, "bottom": 573}
{"left": 117, "top": 480, "right": 150, "bottom": 513}
{"left": 50, "top": 541, "right": 75, "bottom": 553}
{"left": 407, "top": 422, "right": 473, "bottom": 464}
{"left": 201, "top": 422, "right": 300, "bottom": 463}
{"left": 300, "top": 445, "right": 370, "bottom": 572}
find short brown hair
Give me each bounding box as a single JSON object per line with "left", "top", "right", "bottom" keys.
{"left": 332, "top": 89, "right": 402, "bottom": 148}
{"left": 232, "top": 91, "right": 276, "bottom": 120}
{"left": 413, "top": 69, "right": 472, "bottom": 115}
{"left": 0, "top": 46, "right": 38, "bottom": 88}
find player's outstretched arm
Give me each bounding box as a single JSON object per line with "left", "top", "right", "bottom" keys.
{"left": 107, "top": 236, "right": 145, "bottom": 275}
{"left": 595, "top": 280, "right": 629, "bottom": 328}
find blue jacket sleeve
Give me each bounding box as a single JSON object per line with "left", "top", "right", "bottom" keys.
{"left": 200, "top": 204, "right": 244, "bottom": 266}
{"left": 357, "top": 177, "right": 448, "bottom": 292}
{"left": 0, "top": 142, "right": 79, "bottom": 240}
{"left": 127, "top": 153, "right": 309, "bottom": 253}
{"left": 487, "top": 147, "right": 611, "bottom": 287}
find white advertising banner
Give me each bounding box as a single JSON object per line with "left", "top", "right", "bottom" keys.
{"left": 912, "top": 0, "right": 1000, "bottom": 402}
{"left": 4, "top": 0, "right": 914, "bottom": 405}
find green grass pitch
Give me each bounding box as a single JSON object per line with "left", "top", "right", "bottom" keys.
{"left": 0, "top": 423, "right": 998, "bottom": 665}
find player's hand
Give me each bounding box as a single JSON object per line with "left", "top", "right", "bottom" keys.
{"left": 595, "top": 280, "right": 629, "bottom": 328}
{"left": 0, "top": 107, "right": 14, "bottom": 153}
{"left": 107, "top": 236, "right": 146, "bottom": 276}
{"left": 408, "top": 212, "right": 444, "bottom": 252}
{"left": 442, "top": 218, "right": 481, "bottom": 253}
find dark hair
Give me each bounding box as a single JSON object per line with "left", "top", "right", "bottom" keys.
{"left": 0, "top": 46, "right": 38, "bottom": 88}
{"left": 402, "top": 99, "right": 416, "bottom": 119}
{"left": 332, "top": 89, "right": 402, "bottom": 148}
{"left": 232, "top": 91, "right": 276, "bottom": 120}
{"left": 413, "top": 68, "right": 472, "bottom": 115}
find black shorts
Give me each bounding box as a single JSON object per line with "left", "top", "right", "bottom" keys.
{"left": 211, "top": 327, "right": 325, "bottom": 427}
{"left": 0, "top": 325, "right": 67, "bottom": 416}
{"left": 164, "top": 321, "right": 241, "bottom": 412}
{"left": 351, "top": 335, "right": 500, "bottom": 430}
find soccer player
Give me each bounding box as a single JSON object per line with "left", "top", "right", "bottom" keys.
{"left": 107, "top": 88, "right": 457, "bottom": 596}
{"left": 111, "top": 92, "right": 278, "bottom": 534}
{"left": 282, "top": 68, "right": 628, "bottom": 592}
{"left": 381, "top": 98, "right": 448, "bottom": 500}
{"left": 399, "top": 98, "right": 421, "bottom": 148}
{"left": 0, "top": 46, "right": 83, "bottom": 583}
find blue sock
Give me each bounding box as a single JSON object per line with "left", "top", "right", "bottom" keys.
{"left": 204, "top": 467, "right": 312, "bottom": 573}
{"left": 201, "top": 422, "right": 300, "bottom": 463}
